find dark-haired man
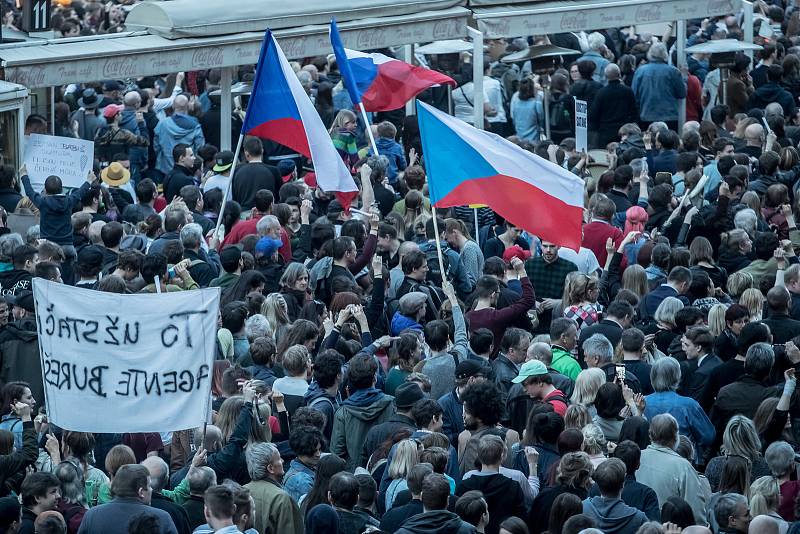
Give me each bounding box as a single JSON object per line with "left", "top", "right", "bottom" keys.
{"left": 395, "top": 474, "right": 475, "bottom": 534}
{"left": 304, "top": 349, "right": 343, "bottom": 443}
{"left": 231, "top": 136, "right": 280, "bottom": 209}
{"left": 583, "top": 458, "right": 648, "bottom": 533}
{"left": 163, "top": 144, "right": 197, "bottom": 203}
{"left": 19, "top": 472, "right": 60, "bottom": 534}
{"left": 283, "top": 426, "right": 323, "bottom": 502}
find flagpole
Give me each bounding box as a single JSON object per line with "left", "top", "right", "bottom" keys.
{"left": 473, "top": 207, "right": 480, "bottom": 247}
{"left": 430, "top": 205, "right": 448, "bottom": 284}
{"left": 358, "top": 102, "right": 380, "bottom": 157}
{"left": 213, "top": 133, "right": 245, "bottom": 240}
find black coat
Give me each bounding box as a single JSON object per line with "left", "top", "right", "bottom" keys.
{"left": 763, "top": 313, "right": 800, "bottom": 344}
{"left": 0, "top": 188, "right": 22, "bottom": 213}
{"left": 456, "top": 473, "right": 526, "bottom": 534}
{"left": 578, "top": 319, "right": 623, "bottom": 362}
{"left": 748, "top": 82, "right": 797, "bottom": 117}
{"left": 181, "top": 495, "right": 207, "bottom": 531}
{"left": 528, "top": 485, "right": 588, "bottom": 534}
{"left": 589, "top": 80, "right": 639, "bottom": 147}
{"left": 151, "top": 493, "right": 191, "bottom": 534}
{"left": 679, "top": 355, "right": 722, "bottom": 405}
{"left": 380, "top": 499, "right": 423, "bottom": 533}
{"left": 163, "top": 164, "right": 196, "bottom": 203}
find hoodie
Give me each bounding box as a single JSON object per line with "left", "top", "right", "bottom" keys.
{"left": 373, "top": 137, "right": 407, "bottom": 182}
{"left": 304, "top": 382, "right": 342, "bottom": 442}
{"left": 0, "top": 269, "right": 32, "bottom": 296}
{"left": 330, "top": 388, "right": 395, "bottom": 471}
{"left": 395, "top": 510, "right": 476, "bottom": 534}
{"left": 390, "top": 311, "right": 422, "bottom": 336}
{"left": 119, "top": 110, "right": 149, "bottom": 170}
{"left": 154, "top": 113, "right": 205, "bottom": 175}
{"left": 582, "top": 496, "right": 648, "bottom": 534}
{"left": 456, "top": 473, "right": 526, "bottom": 534}
{"left": 747, "top": 82, "right": 797, "bottom": 117}
{"left": 22, "top": 176, "right": 90, "bottom": 245}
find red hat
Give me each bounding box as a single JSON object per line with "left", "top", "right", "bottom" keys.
{"left": 102, "top": 104, "right": 124, "bottom": 120}
{"left": 303, "top": 172, "right": 317, "bottom": 188}
{"left": 502, "top": 245, "right": 532, "bottom": 263}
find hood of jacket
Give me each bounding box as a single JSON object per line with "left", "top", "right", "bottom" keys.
{"left": 755, "top": 83, "right": 790, "bottom": 102}
{"left": 119, "top": 109, "right": 139, "bottom": 131}
{"left": 341, "top": 388, "right": 394, "bottom": 421}
{"left": 391, "top": 311, "right": 422, "bottom": 336}
{"left": 304, "top": 381, "right": 338, "bottom": 406}
{"left": 376, "top": 137, "right": 397, "bottom": 150}
{"left": 585, "top": 496, "right": 643, "bottom": 531}
{"left": 0, "top": 269, "right": 32, "bottom": 294}
{"left": 463, "top": 473, "right": 515, "bottom": 501}
{"left": 163, "top": 113, "right": 200, "bottom": 135}
{"left": 1, "top": 319, "right": 38, "bottom": 342}
{"left": 398, "top": 510, "right": 469, "bottom": 534}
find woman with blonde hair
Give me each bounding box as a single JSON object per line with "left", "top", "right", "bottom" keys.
{"left": 261, "top": 293, "right": 291, "bottom": 343}
{"left": 562, "top": 273, "right": 602, "bottom": 336}
{"left": 329, "top": 109, "right": 360, "bottom": 172}
{"left": 621, "top": 264, "right": 648, "bottom": 300}
{"left": 581, "top": 423, "right": 608, "bottom": 468}
{"left": 707, "top": 304, "right": 727, "bottom": 337}
{"left": 570, "top": 368, "right": 607, "bottom": 417}
{"left": 749, "top": 476, "right": 789, "bottom": 532}
{"left": 739, "top": 288, "right": 764, "bottom": 321}
{"left": 564, "top": 404, "right": 592, "bottom": 430}
{"left": 705, "top": 415, "right": 771, "bottom": 492}
{"left": 642, "top": 296, "right": 684, "bottom": 354}
{"left": 385, "top": 439, "right": 419, "bottom": 509}
{"left": 727, "top": 271, "right": 754, "bottom": 301}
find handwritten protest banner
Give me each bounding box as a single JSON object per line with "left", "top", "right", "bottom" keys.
{"left": 574, "top": 99, "right": 588, "bottom": 153}
{"left": 24, "top": 134, "right": 94, "bottom": 192}
{"left": 32, "top": 279, "right": 219, "bottom": 433}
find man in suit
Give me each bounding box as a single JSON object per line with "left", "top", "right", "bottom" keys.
{"left": 641, "top": 267, "right": 692, "bottom": 320}
{"left": 679, "top": 326, "right": 722, "bottom": 409}
{"left": 578, "top": 301, "right": 634, "bottom": 362}
{"left": 763, "top": 286, "right": 800, "bottom": 344}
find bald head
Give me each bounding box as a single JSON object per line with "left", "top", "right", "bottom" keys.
{"left": 749, "top": 515, "right": 779, "bottom": 534}
{"left": 141, "top": 456, "right": 169, "bottom": 492}
{"left": 765, "top": 102, "right": 784, "bottom": 119}
{"left": 683, "top": 527, "right": 712, "bottom": 534}
{"left": 527, "top": 341, "right": 552, "bottom": 365}
{"left": 196, "top": 424, "right": 222, "bottom": 452}
{"left": 682, "top": 121, "right": 700, "bottom": 135}
{"left": 173, "top": 94, "right": 189, "bottom": 113}
{"left": 605, "top": 63, "right": 621, "bottom": 81}
{"left": 745, "top": 123, "right": 764, "bottom": 142}
{"left": 123, "top": 91, "right": 141, "bottom": 109}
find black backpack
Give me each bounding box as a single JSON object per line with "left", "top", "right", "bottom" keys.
{"left": 423, "top": 244, "right": 451, "bottom": 287}
{"left": 548, "top": 94, "right": 574, "bottom": 138}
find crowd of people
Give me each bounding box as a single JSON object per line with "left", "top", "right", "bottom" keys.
{"left": 3, "top": 1, "right": 800, "bottom": 534}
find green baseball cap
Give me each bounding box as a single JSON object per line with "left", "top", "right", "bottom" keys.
{"left": 512, "top": 360, "right": 549, "bottom": 383}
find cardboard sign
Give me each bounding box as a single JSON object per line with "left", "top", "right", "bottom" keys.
{"left": 24, "top": 134, "right": 93, "bottom": 192}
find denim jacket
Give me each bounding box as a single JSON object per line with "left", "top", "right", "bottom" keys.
{"left": 283, "top": 459, "right": 315, "bottom": 503}
{"left": 632, "top": 61, "right": 687, "bottom": 121}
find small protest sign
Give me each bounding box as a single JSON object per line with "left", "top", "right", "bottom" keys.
{"left": 575, "top": 99, "right": 588, "bottom": 153}
{"left": 24, "top": 134, "right": 93, "bottom": 192}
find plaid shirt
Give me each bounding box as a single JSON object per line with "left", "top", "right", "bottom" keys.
{"left": 524, "top": 257, "right": 578, "bottom": 299}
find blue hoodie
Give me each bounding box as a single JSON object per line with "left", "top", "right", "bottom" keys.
{"left": 119, "top": 110, "right": 149, "bottom": 171}
{"left": 154, "top": 113, "right": 205, "bottom": 175}
{"left": 390, "top": 311, "right": 422, "bottom": 336}
{"left": 372, "top": 137, "right": 407, "bottom": 182}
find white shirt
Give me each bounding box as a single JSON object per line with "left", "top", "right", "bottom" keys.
{"left": 558, "top": 247, "right": 600, "bottom": 274}
{"left": 272, "top": 376, "right": 309, "bottom": 397}
{"left": 452, "top": 82, "right": 489, "bottom": 125}
{"left": 484, "top": 76, "right": 506, "bottom": 124}
{"left": 202, "top": 173, "right": 232, "bottom": 200}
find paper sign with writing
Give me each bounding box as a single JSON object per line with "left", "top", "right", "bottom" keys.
{"left": 23, "top": 134, "right": 94, "bottom": 192}
{"left": 574, "top": 99, "right": 588, "bottom": 153}
{"left": 33, "top": 279, "right": 219, "bottom": 433}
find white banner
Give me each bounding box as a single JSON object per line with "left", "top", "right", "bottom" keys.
{"left": 575, "top": 99, "right": 588, "bottom": 153}
{"left": 23, "top": 134, "right": 94, "bottom": 193}
{"left": 32, "top": 279, "right": 219, "bottom": 433}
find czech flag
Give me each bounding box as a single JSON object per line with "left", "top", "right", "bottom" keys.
{"left": 330, "top": 19, "right": 456, "bottom": 112}
{"left": 243, "top": 31, "right": 358, "bottom": 205}
{"left": 417, "top": 101, "right": 585, "bottom": 251}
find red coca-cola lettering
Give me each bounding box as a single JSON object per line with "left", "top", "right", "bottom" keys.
{"left": 191, "top": 47, "right": 224, "bottom": 68}
{"left": 102, "top": 56, "right": 137, "bottom": 79}
{"left": 560, "top": 11, "right": 588, "bottom": 31}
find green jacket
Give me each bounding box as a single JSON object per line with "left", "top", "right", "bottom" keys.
{"left": 210, "top": 272, "right": 239, "bottom": 289}
{"left": 245, "top": 479, "right": 303, "bottom": 534}
{"left": 330, "top": 391, "right": 395, "bottom": 471}
{"left": 551, "top": 346, "right": 581, "bottom": 381}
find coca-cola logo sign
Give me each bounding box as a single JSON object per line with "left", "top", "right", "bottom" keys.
{"left": 433, "top": 20, "right": 458, "bottom": 40}
{"left": 103, "top": 56, "right": 137, "bottom": 79}
{"left": 191, "top": 47, "right": 224, "bottom": 68}
{"left": 280, "top": 37, "right": 309, "bottom": 60}
{"left": 6, "top": 66, "right": 46, "bottom": 87}
{"left": 635, "top": 4, "right": 663, "bottom": 23}
{"left": 560, "top": 11, "right": 588, "bottom": 31}
{"left": 356, "top": 29, "right": 386, "bottom": 50}
{"left": 707, "top": 0, "right": 734, "bottom": 14}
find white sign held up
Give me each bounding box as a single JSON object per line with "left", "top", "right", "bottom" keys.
{"left": 24, "top": 134, "right": 94, "bottom": 192}
{"left": 574, "top": 99, "right": 588, "bottom": 153}
{"left": 33, "top": 279, "right": 219, "bottom": 433}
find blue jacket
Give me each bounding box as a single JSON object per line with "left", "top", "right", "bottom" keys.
{"left": 119, "top": 110, "right": 149, "bottom": 172}
{"left": 438, "top": 389, "right": 464, "bottom": 446}
{"left": 372, "top": 137, "right": 407, "bottom": 182}
{"left": 644, "top": 391, "right": 715, "bottom": 448}
{"left": 154, "top": 113, "right": 205, "bottom": 175}
{"left": 283, "top": 459, "right": 315, "bottom": 502}
{"left": 22, "top": 176, "right": 90, "bottom": 245}
{"left": 631, "top": 61, "right": 687, "bottom": 122}
{"left": 579, "top": 51, "right": 610, "bottom": 84}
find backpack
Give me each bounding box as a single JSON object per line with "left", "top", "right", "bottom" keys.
{"left": 548, "top": 94, "right": 573, "bottom": 138}
{"left": 423, "top": 244, "right": 451, "bottom": 287}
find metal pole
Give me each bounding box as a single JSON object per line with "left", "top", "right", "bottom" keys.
{"left": 447, "top": 84, "right": 453, "bottom": 115}
{"left": 473, "top": 207, "right": 480, "bottom": 247}
{"left": 49, "top": 86, "right": 54, "bottom": 135}
{"left": 213, "top": 134, "right": 244, "bottom": 238}
{"left": 743, "top": 0, "right": 754, "bottom": 61}
{"left": 220, "top": 67, "right": 233, "bottom": 151}
{"left": 677, "top": 20, "right": 687, "bottom": 132}
{"left": 359, "top": 102, "right": 379, "bottom": 156}
{"left": 404, "top": 44, "right": 415, "bottom": 117}
{"left": 468, "top": 27, "right": 484, "bottom": 130}
{"left": 720, "top": 68, "right": 729, "bottom": 106}
{"left": 543, "top": 76, "right": 551, "bottom": 140}
{"left": 430, "top": 205, "right": 447, "bottom": 281}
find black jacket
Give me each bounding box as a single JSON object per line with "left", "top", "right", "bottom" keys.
{"left": 18, "top": 508, "right": 36, "bottom": 534}
{"left": 163, "top": 164, "right": 196, "bottom": 203}
{"left": 0, "top": 421, "right": 37, "bottom": 496}
{"left": 181, "top": 495, "right": 206, "bottom": 531}
{"left": 456, "top": 473, "right": 526, "bottom": 534}
{"left": 185, "top": 249, "right": 217, "bottom": 288}
{"left": 231, "top": 162, "right": 280, "bottom": 210}
{"left": 0, "top": 188, "right": 22, "bottom": 213}
{"left": 362, "top": 414, "right": 416, "bottom": 465}
{"left": 748, "top": 82, "right": 797, "bottom": 117}
{"left": 589, "top": 475, "right": 660, "bottom": 521}
{"left": 679, "top": 355, "right": 722, "bottom": 405}
{"left": 0, "top": 319, "right": 43, "bottom": 410}
{"left": 380, "top": 499, "right": 423, "bottom": 533}
{"left": 763, "top": 312, "right": 800, "bottom": 344}
{"left": 0, "top": 269, "right": 32, "bottom": 297}
{"left": 528, "top": 485, "right": 588, "bottom": 534}
{"left": 395, "top": 510, "right": 476, "bottom": 534}
{"left": 492, "top": 354, "right": 519, "bottom": 401}
{"left": 589, "top": 80, "right": 638, "bottom": 145}
{"left": 150, "top": 492, "right": 191, "bottom": 534}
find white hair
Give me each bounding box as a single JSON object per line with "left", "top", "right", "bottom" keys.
{"left": 587, "top": 32, "right": 605, "bottom": 51}
{"left": 245, "top": 442, "right": 279, "bottom": 481}
{"left": 734, "top": 208, "right": 758, "bottom": 238}
{"left": 647, "top": 42, "right": 669, "bottom": 62}
{"left": 256, "top": 215, "right": 281, "bottom": 236}
{"left": 180, "top": 223, "right": 204, "bottom": 249}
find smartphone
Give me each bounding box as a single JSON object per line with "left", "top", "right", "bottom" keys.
{"left": 167, "top": 267, "right": 176, "bottom": 279}
{"left": 616, "top": 365, "right": 626, "bottom": 382}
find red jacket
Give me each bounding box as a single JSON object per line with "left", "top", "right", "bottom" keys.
{"left": 582, "top": 220, "right": 623, "bottom": 266}
{"left": 222, "top": 216, "right": 292, "bottom": 262}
